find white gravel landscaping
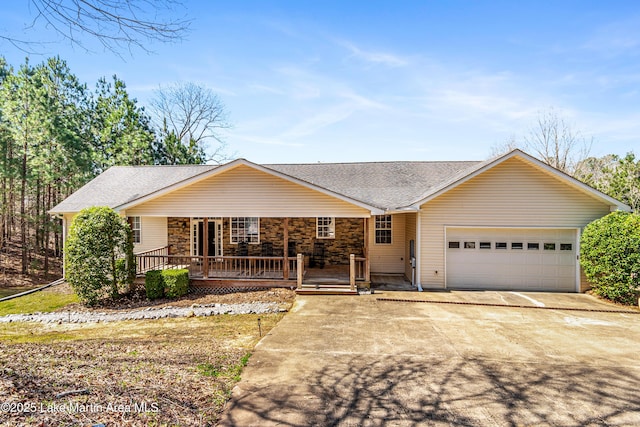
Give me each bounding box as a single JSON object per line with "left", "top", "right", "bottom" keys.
{"left": 0, "top": 302, "right": 283, "bottom": 324}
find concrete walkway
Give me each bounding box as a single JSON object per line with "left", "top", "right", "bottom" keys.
{"left": 219, "top": 291, "right": 640, "bottom": 426}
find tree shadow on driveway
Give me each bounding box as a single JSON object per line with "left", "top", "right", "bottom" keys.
{"left": 221, "top": 354, "right": 640, "bottom": 426}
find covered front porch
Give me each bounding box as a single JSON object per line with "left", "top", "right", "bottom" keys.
{"left": 134, "top": 216, "right": 371, "bottom": 294}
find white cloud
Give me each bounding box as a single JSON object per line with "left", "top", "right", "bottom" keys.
{"left": 338, "top": 90, "right": 387, "bottom": 111}
{"left": 280, "top": 104, "right": 355, "bottom": 139}
{"left": 336, "top": 39, "right": 410, "bottom": 67}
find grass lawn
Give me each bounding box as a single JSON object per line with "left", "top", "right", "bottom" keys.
{"left": 0, "top": 286, "right": 290, "bottom": 426}
{"left": 0, "top": 285, "right": 79, "bottom": 315}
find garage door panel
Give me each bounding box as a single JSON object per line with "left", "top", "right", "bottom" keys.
{"left": 446, "top": 228, "right": 576, "bottom": 292}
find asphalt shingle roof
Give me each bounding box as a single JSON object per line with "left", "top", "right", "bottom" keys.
{"left": 51, "top": 160, "right": 483, "bottom": 213}
{"left": 265, "top": 161, "right": 480, "bottom": 209}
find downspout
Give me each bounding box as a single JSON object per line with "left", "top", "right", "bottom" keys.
{"left": 575, "top": 227, "right": 581, "bottom": 293}
{"left": 61, "top": 214, "right": 66, "bottom": 279}
{"left": 415, "top": 210, "right": 423, "bottom": 292}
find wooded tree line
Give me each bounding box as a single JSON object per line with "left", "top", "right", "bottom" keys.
{"left": 576, "top": 153, "right": 640, "bottom": 212}
{"left": 0, "top": 55, "right": 228, "bottom": 277}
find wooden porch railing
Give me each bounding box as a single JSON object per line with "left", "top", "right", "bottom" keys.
{"left": 136, "top": 251, "right": 368, "bottom": 290}
{"left": 206, "top": 256, "right": 297, "bottom": 279}
{"left": 135, "top": 246, "right": 171, "bottom": 275}
{"left": 135, "top": 253, "right": 298, "bottom": 280}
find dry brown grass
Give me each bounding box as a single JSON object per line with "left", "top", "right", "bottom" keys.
{"left": 0, "top": 313, "right": 286, "bottom": 426}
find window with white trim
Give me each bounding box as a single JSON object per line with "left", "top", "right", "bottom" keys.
{"left": 230, "top": 217, "right": 260, "bottom": 244}
{"left": 316, "top": 217, "right": 335, "bottom": 239}
{"left": 129, "top": 216, "right": 141, "bottom": 244}
{"left": 375, "top": 215, "right": 392, "bottom": 244}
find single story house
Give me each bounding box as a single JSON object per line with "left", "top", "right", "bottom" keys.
{"left": 50, "top": 149, "right": 629, "bottom": 293}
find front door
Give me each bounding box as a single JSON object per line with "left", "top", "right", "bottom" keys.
{"left": 191, "top": 218, "right": 223, "bottom": 257}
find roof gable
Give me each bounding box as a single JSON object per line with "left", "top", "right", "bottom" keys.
{"left": 50, "top": 165, "right": 216, "bottom": 214}
{"left": 126, "top": 162, "right": 375, "bottom": 217}
{"left": 115, "top": 158, "right": 385, "bottom": 214}
{"left": 411, "top": 149, "right": 630, "bottom": 212}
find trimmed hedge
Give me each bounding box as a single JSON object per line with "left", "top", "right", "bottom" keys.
{"left": 145, "top": 270, "right": 164, "bottom": 300}
{"left": 580, "top": 211, "right": 640, "bottom": 305}
{"left": 145, "top": 269, "right": 189, "bottom": 300}
{"left": 163, "top": 269, "right": 189, "bottom": 298}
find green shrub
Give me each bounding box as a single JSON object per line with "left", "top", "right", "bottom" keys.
{"left": 580, "top": 211, "right": 640, "bottom": 305}
{"left": 162, "top": 269, "right": 189, "bottom": 298}
{"left": 65, "top": 206, "right": 134, "bottom": 306}
{"left": 115, "top": 258, "right": 136, "bottom": 289}
{"left": 145, "top": 270, "right": 164, "bottom": 300}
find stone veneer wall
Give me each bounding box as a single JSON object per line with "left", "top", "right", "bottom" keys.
{"left": 328, "top": 218, "right": 365, "bottom": 265}
{"left": 286, "top": 218, "right": 365, "bottom": 265}
{"left": 168, "top": 217, "right": 191, "bottom": 255}
{"left": 167, "top": 216, "right": 365, "bottom": 265}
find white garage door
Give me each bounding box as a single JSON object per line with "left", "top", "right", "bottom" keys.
{"left": 446, "top": 228, "right": 577, "bottom": 292}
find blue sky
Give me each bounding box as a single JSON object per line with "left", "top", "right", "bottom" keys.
{"left": 1, "top": 1, "right": 640, "bottom": 163}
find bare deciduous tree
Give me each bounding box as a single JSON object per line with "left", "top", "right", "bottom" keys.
{"left": 489, "top": 134, "right": 518, "bottom": 158}
{"left": 1, "top": 0, "right": 190, "bottom": 54}
{"left": 524, "top": 108, "right": 592, "bottom": 175}
{"left": 151, "top": 82, "right": 231, "bottom": 164}
{"left": 490, "top": 108, "right": 592, "bottom": 176}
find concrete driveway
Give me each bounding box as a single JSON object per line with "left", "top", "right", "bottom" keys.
{"left": 220, "top": 291, "right": 640, "bottom": 426}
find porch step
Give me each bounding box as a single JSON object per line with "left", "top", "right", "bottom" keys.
{"left": 296, "top": 283, "right": 358, "bottom": 295}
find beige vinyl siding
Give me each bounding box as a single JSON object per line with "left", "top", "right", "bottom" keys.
{"left": 133, "top": 216, "right": 168, "bottom": 253}
{"left": 404, "top": 212, "right": 417, "bottom": 279}
{"left": 127, "top": 165, "right": 370, "bottom": 218}
{"left": 418, "top": 157, "right": 611, "bottom": 289}
{"left": 369, "top": 214, "right": 406, "bottom": 273}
